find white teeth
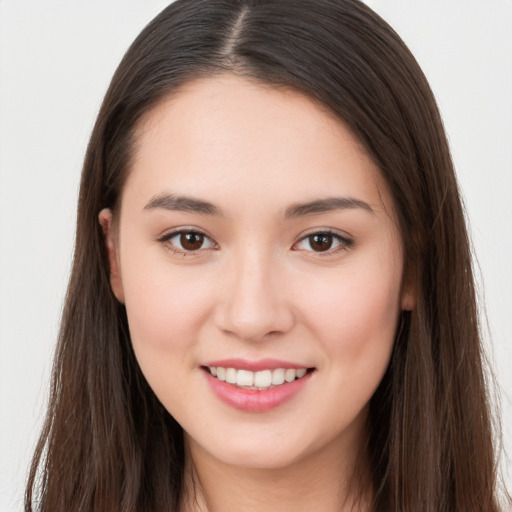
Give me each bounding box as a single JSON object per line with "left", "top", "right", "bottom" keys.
{"left": 236, "top": 369, "right": 254, "bottom": 387}
{"left": 284, "top": 369, "right": 296, "bottom": 383}
{"left": 254, "top": 370, "right": 272, "bottom": 387}
{"left": 225, "top": 367, "right": 237, "bottom": 384}
{"left": 271, "top": 368, "right": 285, "bottom": 385}
{"left": 207, "top": 366, "right": 309, "bottom": 389}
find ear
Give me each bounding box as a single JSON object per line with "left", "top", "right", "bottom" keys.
{"left": 98, "top": 208, "right": 125, "bottom": 303}
{"left": 400, "top": 273, "right": 416, "bottom": 311}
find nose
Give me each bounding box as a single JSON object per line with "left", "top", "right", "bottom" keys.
{"left": 214, "top": 247, "right": 295, "bottom": 342}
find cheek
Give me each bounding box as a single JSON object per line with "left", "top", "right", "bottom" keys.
{"left": 120, "top": 260, "right": 220, "bottom": 420}
{"left": 120, "top": 253, "right": 214, "bottom": 382}
{"left": 301, "top": 256, "right": 402, "bottom": 369}
{"left": 294, "top": 262, "right": 402, "bottom": 440}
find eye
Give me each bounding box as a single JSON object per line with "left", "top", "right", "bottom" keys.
{"left": 158, "top": 229, "right": 217, "bottom": 254}
{"left": 293, "top": 231, "right": 352, "bottom": 254}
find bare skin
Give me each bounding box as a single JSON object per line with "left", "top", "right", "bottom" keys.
{"left": 100, "top": 75, "right": 414, "bottom": 511}
{"left": 179, "top": 410, "right": 370, "bottom": 512}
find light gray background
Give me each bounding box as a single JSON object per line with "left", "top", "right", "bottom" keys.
{"left": 0, "top": 1, "right": 511, "bottom": 510}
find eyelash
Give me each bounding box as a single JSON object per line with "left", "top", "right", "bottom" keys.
{"left": 292, "top": 229, "right": 353, "bottom": 256}
{"left": 157, "top": 229, "right": 218, "bottom": 256}
{"left": 157, "top": 228, "right": 353, "bottom": 256}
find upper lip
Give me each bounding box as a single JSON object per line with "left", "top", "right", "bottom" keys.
{"left": 202, "top": 358, "right": 311, "bottom": 372}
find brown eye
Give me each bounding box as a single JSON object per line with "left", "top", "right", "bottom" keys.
{"left": 159, "top": 230, "right": 216, "bottom": 253}
{"left": 308, "top": 233, "right": 333, "bottom": 252}
{"left": 180, "top": 232, "right": 205, "bottom": 251}
{"left": 293, "top": 231, "right": 352, "bottom": 254}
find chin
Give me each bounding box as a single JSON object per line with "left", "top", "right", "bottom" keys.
{"left": 188, "top": 428, "right": 311, "bottom": 471}
{"left": 218, "top": 446, "right": 305, "bottom": 471}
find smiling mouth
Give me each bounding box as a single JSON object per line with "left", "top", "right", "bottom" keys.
{"left": 203, "top": 366, "right": 315, "bottom": 391}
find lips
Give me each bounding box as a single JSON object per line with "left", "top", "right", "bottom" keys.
{"left": 201, "top": 359, "right": 315, "bottom": 412}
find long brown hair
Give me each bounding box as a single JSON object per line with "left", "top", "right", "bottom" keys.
{"left": 25, "top": 1, "right": 502, "bottom": 510}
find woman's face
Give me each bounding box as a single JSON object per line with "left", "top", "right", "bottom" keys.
{"left": 101, "top": 75, "right": 413, "bottom": 470}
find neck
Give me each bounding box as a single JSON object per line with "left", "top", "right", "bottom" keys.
{"left": 179, "top": 417, "right": 372, "bottom": 512}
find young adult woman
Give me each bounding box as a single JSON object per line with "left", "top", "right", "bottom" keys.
{"left": 25, "top": 1, "right": 505, "bottom": 511}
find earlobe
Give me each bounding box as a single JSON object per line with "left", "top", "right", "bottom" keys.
{"left": 98, "top": 208, "right": 125, "bottom": 303}
{"left": 401, "top": 291, "right": 415, "bottom": 311}
{"left": 400, "top": 279, "right": 416, "bottom": 311}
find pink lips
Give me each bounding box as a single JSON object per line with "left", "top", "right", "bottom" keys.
{"left": 204, "top": 358, "right": 309, "bottom": 372}
{"left": 202, "top": 359, "right": 313, "bottom": 412}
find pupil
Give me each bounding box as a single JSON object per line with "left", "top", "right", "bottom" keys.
{"left": 181, "top": 232, "right": 203, "bottom": 251}
{"left": 310, "top": 234, "right": 332, "bottom": 251}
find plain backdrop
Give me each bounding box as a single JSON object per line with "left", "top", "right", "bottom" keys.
{"left": 0, "top": 1, "right": 511, "bottom": 510}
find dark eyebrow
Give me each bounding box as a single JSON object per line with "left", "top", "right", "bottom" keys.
{"left": 284, "top": 197, "right": 374, "bottom": 218}
{"left": 143, "top": 194, "right": 373, "bottom": 218}
{"left": 143, "top": 193, "right": 222, "bottom": 216}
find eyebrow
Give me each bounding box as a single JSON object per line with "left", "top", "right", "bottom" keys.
{"left": 143, "top": 193, "right": 374, "bottom": 218}
{"left": 143, "top": 193, "right": 222, "bottom": 215}
{"left": 284, "top": 197, "right": 374, "bottom": 218}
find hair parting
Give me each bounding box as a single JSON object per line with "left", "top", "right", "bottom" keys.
{"left": 26, "top": 1, "right": 504, "bottom": 511}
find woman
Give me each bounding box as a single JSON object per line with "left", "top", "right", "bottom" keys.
{"left": 24, "top": 1, "right": 505, "bottom": 511}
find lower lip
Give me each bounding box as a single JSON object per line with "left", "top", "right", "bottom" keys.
{"left": 202, "top": 369, "right": 313, "bottom": 412}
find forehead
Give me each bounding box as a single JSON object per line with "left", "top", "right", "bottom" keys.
{"left": 125, "top": 75, "right": 393, "bottom": 217}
